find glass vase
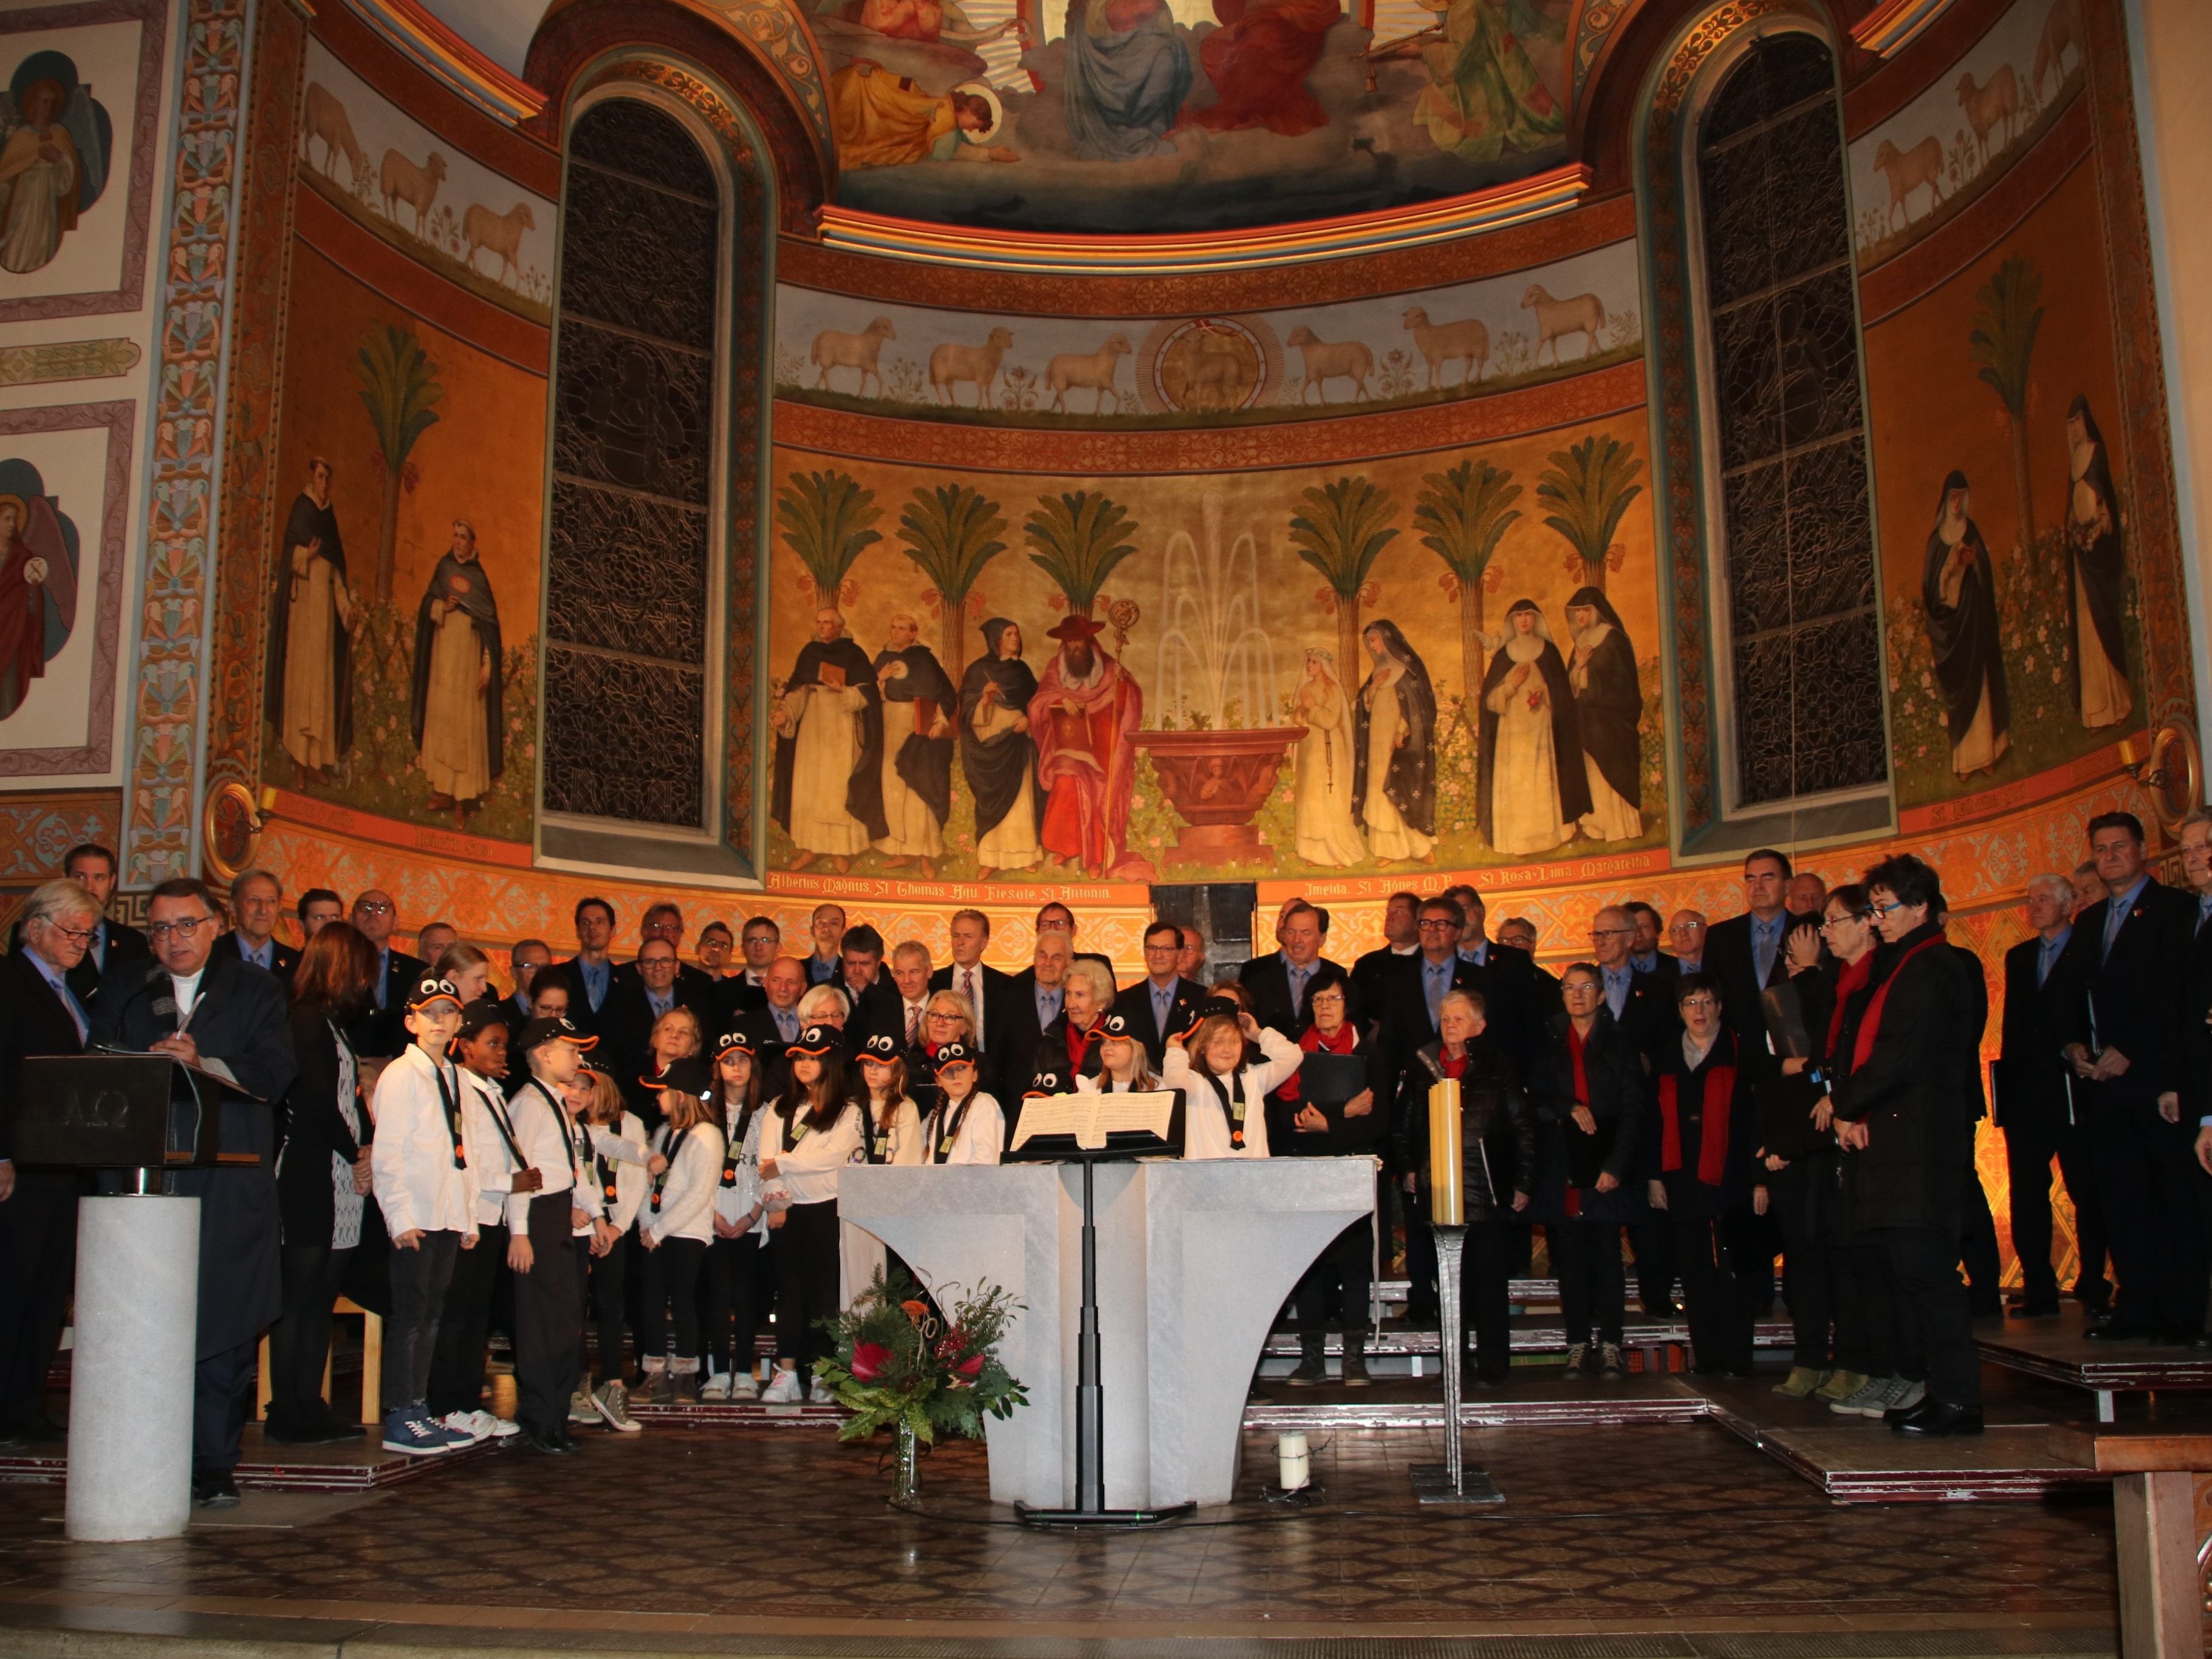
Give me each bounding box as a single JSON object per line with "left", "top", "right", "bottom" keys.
{"left": 892, "top": 1423, "right": 921, "bottom": 1509}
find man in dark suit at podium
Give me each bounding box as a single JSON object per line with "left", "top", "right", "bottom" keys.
{"left": 222, "top": 869, "right": 300, "bottom": 990}
{"left": 0, "top": 880, "right": 98, "bottom": 1446}
{"left": 92, "top": 878, "right": 295, "bottom": 1508}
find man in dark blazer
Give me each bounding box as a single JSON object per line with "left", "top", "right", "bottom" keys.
{"left": 346, "top": 889, "right": 427, "bottom": 1060}
{"left": 833, "top": 924, "right": 902, "bottom": 1041}
{"left": 1352, "top": 891, "right": 1423, "bottom": 1020}
{"left": 0, "top": 880, "right": 98, "bottom": 1446}
{"left": 602, "top": 939, "right": 717, "bottom": 1113}
{"left": 928, "top": 908, "right": 1020, "bottom": 1065}
{"left": 92, "top": 877, "right": 295, "bottom": 1506}
{"left": 2056, "top": 811, "right": 2200, "bottom": 1341}
{"left": 1588, "top": 904, "right": 1677, "bottom": 1062}
{"left": 1113, "top": 919, "right": 1207, "bottom": 1068}
{"left": 4, "top": 843, "right": 152, "bottom": 1011}
{"left": 1699, "top": 849, "right": 1801, "bottom": 1084}
{"left": 710, "top": 915, "right": 781, "bottom": 1024}
{"left": 538, "top": 896, "right": 619, "bottom": 1040}
{"left": 733, "top": 956, "right": 809, "bottom": 1093}
{"left": 1995, "top": 874, "right": 2106, "bottom": 1316}
{"left": 222, "top": 869, "right": 300, "bottom": 990}
{"left": 1240, "top": 903, "right": 1346, "bottom": 1041}
{"left": 626, "top": 901, "right": 715, "bottom": 1001}
{"left": 999, "top": 931, "right": 1073, "bottom": 1106}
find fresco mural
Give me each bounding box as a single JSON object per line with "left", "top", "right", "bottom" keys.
{"left": 1862, "top": 69, "right": 2143, "bottom": 813}
{"left": 260, "top": 243, "right": 546, "bottom": 839}
{"left": 1849, "top": 0, "right": 2083, "bottom": 269}
{"left": 820, "top": 0, "right": 1577, "bottom": 233}
{"left": 775, "top": 238, "right": 1640, "bottom": 423}
{"left": 765, "top": 408, "right": 1662, "bottom": 881}
{"left": 294, "top": 37, "right": 555, "bottom": 321}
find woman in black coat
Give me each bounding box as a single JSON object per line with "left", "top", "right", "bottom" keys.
{"left": 267, "top": 920, "right": 380, "bottom": 1443}
{"left": 1530, "top": 966, "right": 1644, "bottom": 1378}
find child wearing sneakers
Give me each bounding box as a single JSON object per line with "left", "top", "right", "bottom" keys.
{"left": 369, "top": 977, "right": 479, "bottom": 1456}
{"left": 573, "top": 1064, "right": 648, "bottom": 1432}
{"left": 503, "top": 1014, "right": 597, "bottom": 1454}
{"left": 703, "top": 1033, "right": 772, "bottom": 1401}
{"left": 634, "top": 1058, "right": 725, "bottom": 1403}
{"left": 425, "top": 1004, "right": 526, "bottom": 1443}
{"left": 759, "top": 1025, "right": 865, "bottom": 1404}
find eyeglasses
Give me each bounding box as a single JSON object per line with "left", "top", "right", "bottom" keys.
{"left": 1143, "top": 942, "right": 1179, "bottom": 955}
{"left": 1417, "top": 918, "right": 1462, "bottom": 931}
{"left": 1588, "top": 927, "right": 1631, "bottom": 940}
{"left": 1679, "top": 994, "right": 1719, "bottom": 1010}
{"left": 1819, "top": 911, "right": 1874, "bottom": 930}
{"left": 1870, "top": 900, "right": 1906, "bottom": 917}
{"left": 39, "top": 921, "right": 97, "bottom": 945}
{"left": 355, "top": 900, "right": 393, "bottom": 915}
{"left": 148, "top": 915, "right": 215, "bottom": 941}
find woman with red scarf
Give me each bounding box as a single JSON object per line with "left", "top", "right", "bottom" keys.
{"left": 1036, "top": 957, "right": 1112, "bottom": 1088}
{"left": 1829, "top": 855, "right": 1985, "bottom": 1437}
{"left": 1272, "top": 966, "right": 1383, "bottom": 1387}
{"left": 1645, "top": 973, "right": 1761, "bottom": 1377}
{"left": 1530, "top": 964, "right": 1643, "bottom": 1380}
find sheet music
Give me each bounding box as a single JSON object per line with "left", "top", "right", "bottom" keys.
{"left": 1010, "top": 1090, "right": 1176, "bottom": 1152}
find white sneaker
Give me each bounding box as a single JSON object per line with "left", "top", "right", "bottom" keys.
{"left": 439, "top": 1411, "right": 493, "bottom": 1442}
{"left": 699, "top": 1372, "right": 731, "bottom": 1401}
{"left": 470, "top": 1409, "right": 521, "bottom": 1439}
{"left": 730, "top": 1371, "right": 760, "bottom": 1400}
{"left": 808, "top": 1380, "right": 835, "bottom": 1405}
{"left": 761, "top": 1366, "right": 803, "bottom": 1404}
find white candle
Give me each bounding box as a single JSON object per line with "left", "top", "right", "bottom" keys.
{"left": 1277, "top": 1429, "right": 1310, "bottom": 1492}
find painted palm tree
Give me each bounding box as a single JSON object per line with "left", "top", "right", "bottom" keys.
{"left": 897, "top": 481, "right": 1008, "bottom": 677}
{"left": 776, "top": 468, "right": 882, "bottom": 609}
{"left": 354, "top": 323, "right": 443, "bottom": 605}
{"left": 1024, "top": 490, "right": 1140, "bottom": 618}
{"left": 1414, "top": 457, "right": 1521, "bottom": 694}
{"left": 1536, "top": 433, "right": 1643, "bottom": 592}
{"left": 1968, "top": 255, "right": 2044, "bottom": 554}
{"left": 1289, "top": 474, "right": 1399, "bottom": 674}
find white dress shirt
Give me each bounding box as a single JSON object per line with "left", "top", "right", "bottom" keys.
{"left": 371, "top": 1045, "right": 479, "bottom": 1238}
{"left": 1165, "top": 1028, "right": 1301, "bottom": 1160}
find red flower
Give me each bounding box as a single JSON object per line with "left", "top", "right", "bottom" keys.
{"left": 850, "top": 1342, "right": 892, "bottom": 1381}
{"left": 953, "top": 1353, "right": 985, "bottom": 1380}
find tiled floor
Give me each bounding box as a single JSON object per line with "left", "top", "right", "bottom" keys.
{"left": 0, "top": 1420, "right": 2126, "bottom": 1644}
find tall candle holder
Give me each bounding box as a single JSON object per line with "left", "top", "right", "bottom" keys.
{"left": 1410, "top": 1077, "right": 1503, "bottom": 1506}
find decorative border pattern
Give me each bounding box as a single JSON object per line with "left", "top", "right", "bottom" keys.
{"left": 1640, "top": 0, "right": 1813, "bottom": 835}
{"left": 0, "top": 0, "right": 169, "bottom": 324}
{"left": 123, "top": 0, "right": 246, "bottom": 885}
{"left": 701, "top": 0, "right": 828, "bottom": 142}
{"left": 0, "top": 788, "right": 123, "bottom": 880}
{"left": 776, "top": 358, "right": 1649, "bottom": 476}
{"left": 2079, "top": 0, "right": 2194, "bottom": 740}
{"left": 0, "top": 400, "right": 134, "bottom": 776}
{"left": 579, "top": 57, "right": 772, "bottom": 867}
{"left": 337, "top": 0, "right": 547, "bottom": 123}
{"left": 204, "top": 0, "right": 309, "bottom": 809}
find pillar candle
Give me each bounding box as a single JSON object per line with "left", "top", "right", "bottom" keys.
{"left": 1428, "top": 1078, "right": 1464, "bottom": 1225}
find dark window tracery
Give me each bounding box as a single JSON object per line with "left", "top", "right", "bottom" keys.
{"left": 543, "top": 98, "right": 721, "bottom": 829}
{"left": 1697, "top": 35, "right": 1887, "bottom": 807}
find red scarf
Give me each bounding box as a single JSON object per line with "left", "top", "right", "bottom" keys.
{"left": 1825, "top": 954, "right": 1874, "bottom": 1059}
{"left": 1659, "top": 1049, "right": 1736, "bottom": 1186}
{"left": 1278, "top": 1021, "right": 1357, "bottom": 1103}
{"left": 1851, "top": 936, "right": 1943, "bottom": 1074}
{"left": 1065, "top": 1018, "right": 1101, "bottom": 1075}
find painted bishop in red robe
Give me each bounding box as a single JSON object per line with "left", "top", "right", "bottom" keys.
{"left": 1185, "top": 0, "right": 1341, "bottom": 136}
{"left": 1029, "top": 615, "right": 1146, "bottom": 881}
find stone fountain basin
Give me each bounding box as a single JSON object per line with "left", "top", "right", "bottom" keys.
{"left": 1133, "top": 727, "right": 1296, "bottom": 828}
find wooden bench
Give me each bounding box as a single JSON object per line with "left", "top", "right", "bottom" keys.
{"left": 2050, "top": 1429, "right": 2211, "bottom": 1658}
{"left": 255, "top": 1298, "right": 383, "bottom": 1426}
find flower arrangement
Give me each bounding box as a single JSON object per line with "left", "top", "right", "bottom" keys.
{"left": 815, "top": 1269, "right": 1026, "bottom": 1500}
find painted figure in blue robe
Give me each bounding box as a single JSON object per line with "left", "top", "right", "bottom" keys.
{"left": 1062, "top": 0, "right": 1191, "bottom": 161}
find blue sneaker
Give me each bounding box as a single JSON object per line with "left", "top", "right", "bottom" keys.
{"left": 382, "top": 1411, "right": 458, "bottom": 1455}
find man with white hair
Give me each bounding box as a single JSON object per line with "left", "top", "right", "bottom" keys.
{"left": 1996, "top": 872, "right": 2107, "bottom": 1318}
{"left": 0, "top": 879, "right": 99, "bottom": 1446}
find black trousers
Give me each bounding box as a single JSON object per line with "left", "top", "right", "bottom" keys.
{"left": 0, "top": 1171, "right": 78, "bottom": 1433}
{"left": 1662, "top": 1178, "right": 1755, "bottom": 1373}
{"left": 704, "top": 1233, "right": 773, "bottom": 1377}
{"left": 511, "top": 1195, "right": 582, "bottom": 1437}
{"left": 193, "top": 1339, "right": 258, "bottom": 1474}
{"left": 1295, "top": 1217, "right": 1374, "bottom": 1335}
{"left": 1959, "top": 1165, "right": 2001, "bottom": 1316}
{"left": 426, "top": 1221, "right": 505, "bottom": 1417}
{"left": 2090, "top": 1100, "right": 2208, "bottom": 1332}
{"left": 1551, "top": 1215, "right": 1625, "bottom": 1346}
{"left": 1829, "top": 1237, "right": 1885, "bottom": 1375}
{"left": 1770, "top": 1160, "right": 1835, "bottom": 1367}
{"left": 2004, "top": 1110, "right": 2111, "bottom": 1307}
{"left": 1403, "top": 1185, "right": 1438, "bottom": 1321}
{"left": 1631, "top": 1211, "right": 1677, "bottom": 1313}
{"left": 270, "top": 1242, "right": 354, "bottom": 1423}
{"left": 1722, "top": 1203, "right": 1780, "bottom": 1315}
{"left": 581, "top": 1231, "right": 630, "bottom": 1384}
{"left": 1445, "top": 1213, "right": 1514, "bottom": 1379}
{"left": 774, "top": 1201, "right": 842, "bottom": 1370}
{"left": 1875, "top": 1224, "right": 1980, "bottom": 1406}
{"left": 637, "top": 1236, "right": 707, "bottom": 1364}
{"left": 382, "top": 1228, "right": 460, "bottom": 1414}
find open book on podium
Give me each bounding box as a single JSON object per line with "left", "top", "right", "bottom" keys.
{"left": 1005, "top": 1090, "right": 1184, "bottom": 1162}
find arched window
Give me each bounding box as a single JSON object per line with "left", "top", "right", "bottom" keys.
{"left": 542, "top": 96, "right": 726, "bottom": 836}
{"left": 1696, "top": 33, "right": 1886, "bottom": 810}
